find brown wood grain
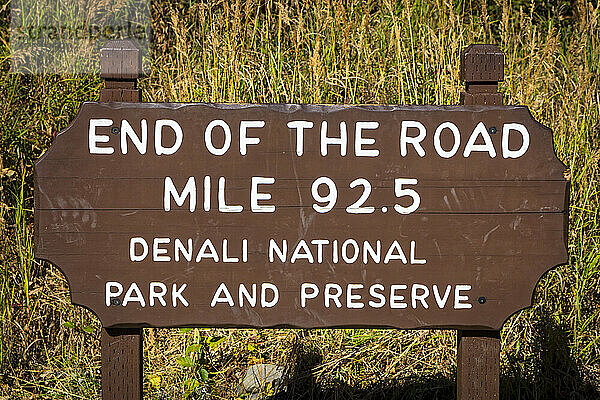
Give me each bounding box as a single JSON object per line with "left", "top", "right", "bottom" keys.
{"left": 101, "top": 328, "right": 143, "bottom": 400}
{"left": 97, "top": 40, "right": 143, "bottom": 400}
{"left": 34, "top": 102, "right": 568, "bottom": 330}
{"left": 457, "top": 43, "right": 503, "bottom": 400}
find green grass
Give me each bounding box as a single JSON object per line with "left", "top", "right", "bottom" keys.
{"left": 1, "top": 0, "right": 599, "bottom": 399}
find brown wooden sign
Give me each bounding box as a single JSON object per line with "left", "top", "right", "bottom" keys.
{"left": 34, "top": 102, "right": 568, "bottom": 331}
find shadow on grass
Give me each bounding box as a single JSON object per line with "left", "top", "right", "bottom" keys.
{"left": 272, "top": 316, "right": 598, "bottom": 400}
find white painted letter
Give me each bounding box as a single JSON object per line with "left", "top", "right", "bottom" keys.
{"left": 400, "top": 121, "right": 426, "bottom": 157}
{"left": 291, "top": 240, "right": 314, "bottom": 263}
{"left": 239, "top": 284, "right": 257, "bottom": 307}
{"left": 410, "top": 240, "right": 426, "bottom": 264}
{"left": 347, "top": 283, "right": 364, "bottom": 308}
{"left": 363, "top": 241, "right": 381, "bottom": 264}
{"left": 89, "top": 118, "right": 113, "bottom": 154}
{"left": 464, "top": 122, "right": 496, "bottom": 158}
{"left": 130, "top": 237, "right": 148, "bottom": 261}
{"left": 251, "top": 177, "right": 275, "bottom": 212}
{"left": 153, "top": 238, "right": 170, "bottom": 262}
{"left": 301, "top": 283, "right": 319, "bottom": 307}
{"left": 384, "top": 240, "right": 408, "bottom": 264}
{"left": 324, "top": 283, "right": 342, "bottom": 308}
{"left": 261, "top": 283, "right": 279, "bottom": 307}
{"left": 218, "top": 177, "right": 243, "bottom": 212}
{"left": 174, "top": 238, "right": 193, "bottom": 262}
{"left": 205, "top": 119, "right": 231, "bottom": 156}
{"left": 433, "top": 285, "right": 451, "bottom": 308}
{"left": 433, "top": 121, "right": 460, "bottom": 158}
{"left": 355, "top": 121, "right": 379, "bottom": 157}
{"left": 368, "top": 284, "right": 386, "bottom": 308}
{"left": 454, "top": 285, "right": 472, "bottom": 309}
{"left": 390, "top": 284, "right": 408, "bottom": 308}
{"left": 149, "top": 282, "right": 167, "bottom": 306}
{"left": 196, "top": 239, "right": 219, "bottom": 262}
{"left": 502, "top": 123, "right": 529, "bottom": 158}
{"left": 211, "top": 283, "right": 234, "bottom": 307}
{"left": 155, "top": 119, "right": 183, "bottom": 155}
{"left": 105, "top": 282, "right": 123, "bottom": 306}
{"left": 341, "top": 239, "right": 359, "bottom": 263}
{"left": 121, "top": 119, "right": 147, "bottom": 154}
{"left": 411, "top": 284, "right": 429, "bottom": 309}
{"left": 269, "top": 239, "right": 287, "bottom": 262}
{"left": 164, "top": 176, "right": 196, "bottom": 212}
{"left": 320, "top": 121, "right": 347, "bottom": 156}
{"left": 287, "top": 120, "right": 313, "bottom": 156}
{"left": 240, "top": 120, "right": 264, "bottom": 155}
{"left": 123, "top": 283, "right": 145, "bottom": 307}
{"left": 222, "top": 239, "right": 239, "bottom": 263}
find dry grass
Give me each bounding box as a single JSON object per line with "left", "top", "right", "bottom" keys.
{"left": 1, "top": 0, "right": 599, "bottom": 399}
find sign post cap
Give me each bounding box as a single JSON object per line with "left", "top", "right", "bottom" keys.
{"left": 460, "top": 44, "right": 504, "bottom": 83}
{"left": 100, "top": 39, "right": 142, "bottom": 80}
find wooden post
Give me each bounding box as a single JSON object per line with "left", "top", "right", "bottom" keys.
{"left": 457, "top": 44, "right": 503, "bottom": 400}
{"left": 99, "top": 40, "right": 143, "bottom": 400}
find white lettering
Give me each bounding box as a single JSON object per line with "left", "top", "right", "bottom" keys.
{"left": 120, "top": 119, "right": 148, "bottom": 154}
{"left": 346, "top": 283, "right": 364, "bottom": 308}
{"left": 211, "top": 283, "right": 234, "bottom": 307}
{"left": 287, "top": 120, "right": 313, "bottom": 156}
{"left": 240, "top": 120, "right": 264, "bottom": 155}
{"left": 155, "top": 119, "right": 183, "bottom": 155}
{"left": 301, "top": 283, "right": 319, "bottom": 307}
{"left": 89, "top": 118, "right": 114, "bottom": 154}
{"left": 454, "top": 285, "right": 472, "bottom": 309}
{"left": 411, "top": 284, "right": 429, "bottom": 309}
{"left": 164, "top": 176, "right": 196, "bottom": 212}
{"left": 464, "top": 122, "right": 496, "bottom": 157}
{"left": 239, "top": 284, "right": 257, "bottom": 307}
{"left": 149, "top": 282, "right": 167, "bottom": 306}
{"left": 129, "top": 237, "right": 148, "bottom": 261}
{"left": 251, "top": 177, "right": 275, "bottom": 212}
{"left": 291, "top": 240, "right": 314, "bottom": 263}
{"left": 205, "top": 119, "right": 231, "bottom": 156}
{"left": 105, "top": 281, "right": 123, "bottom": 306}
{"left": 368, "top": 284, "right": 386, "bottom": 308}
{"left": 502, "top": 123, "right": 529, "bottom": 158}
{"left": 433, "top": 285, "right": 452, "bottom": 308}
{"left": 320, "top": 121, "right": 347, "bottom": 156}
{"left": 153, "top": 238, "right": 170, "bottom": 262}
{"left": 196, "top": 239, "right": 219, "bottom": 262}
{"left": 400, "top": 120, "right": 426, "bottom": 157}
{"left": 324, "top": 283, "right": 343, "bottom": 308}
{"left": 433, "top": 121, "right": 460, "bottom": 158}
{"left": 261, "top": 283, "right": 279, "bottom": 307}
{"left": 355, "top": 121, "right": 379, "bottom": 157}
{"left": 269, "top": 239, "right": 287, "bottom": 262}
{"left": 123, "top": 282, "right": 145, "bottom": 307}
{"left": 390, "top": 284, "right": 408, "bottom": 308}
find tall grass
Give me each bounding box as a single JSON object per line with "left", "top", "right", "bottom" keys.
{"left": 1, "top": 0, "right": 599, "bottom": 398}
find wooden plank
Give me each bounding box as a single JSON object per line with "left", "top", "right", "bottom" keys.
{"left": 457, "top": 44, "right": 503, "bottom": 400}
{"left": 35, "top": 210, "right": 565, "bottom": 330}
{"left": 42, "top": 252, "right": 562, "bottom": 330}
{"left": 457, "top": 330, "right": 500, "bottom": 400}
{"left": 36, "top": 212, "right": 565, "bottom": 255}
{"left": 35, "top": 177, "right": 568, "bottom": 213}
{"left": 101, "top": 328, "right": 143, "bottom": 400}
{"left": 37, "top": 103, "right": 566, "bottom": 182}
{"left": 97, "top": 40, "right": 144, "bottom": 400}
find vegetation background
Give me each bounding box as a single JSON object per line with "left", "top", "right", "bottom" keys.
{"left": 1, "top": 0, "right": 599, "bottom": 398}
